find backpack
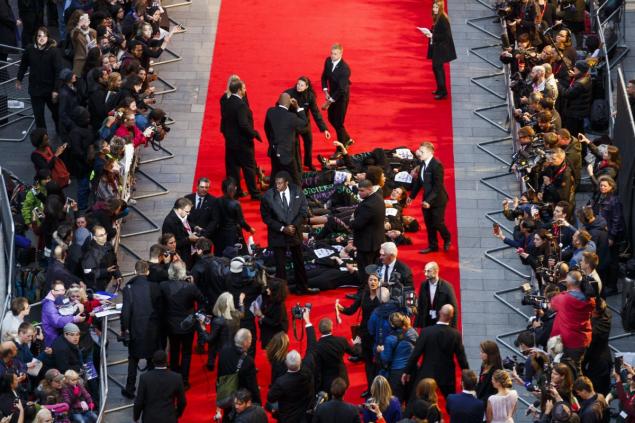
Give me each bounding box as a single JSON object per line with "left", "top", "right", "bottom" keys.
{"left": 590, "top": 98, "right": 609, "bottom": 131}
{"left": 622, "top": 288, "right": 635, "bottom": 332}
{"left": 15, "top": 267, "right": 46, "bottom": 303}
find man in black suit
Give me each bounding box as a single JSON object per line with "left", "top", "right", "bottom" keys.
{"left": 321, "top": 43, "right": 352, "bottom": 145}
{"left": 313, "top": 377, "right": 361, "bottom": 423}
{"left": 377, "top": 241, "right": 414, "bottom": 287}
{"left": 446, "top": 370, "right": 486, "bottom": 423}
{"left": 120, "top": 260, "right": 163, "bottom": 399}
{"left": 260, "top": 171, "right": 318, "bottom": 294}
{"left": 415, "top": 261, "right": 458, "bottom": 328}
{"left": 351, "top": 180, "right": 385, "bottom": 285}
{"left": 218, "top": 329, "right": 261, "bottom": 407}
{"left": 221, "top": 79, "right": 262, "bottom": 200}
{"left": 133, "top": 350, "right": 186, "bottom": 423}
{"left": 264, "top": 92, "right": 307, "bottom": 186}
{"left": 402, "top": 304, "right": 469, "bottom": 400}
{"left": 314, "top": 318, "right": 361, "bottom": 393}
{"left": 408, "top": 142, "right": 452, "bottom": 253}
{"left": 267, "top": 310, "right": 316, "bottom": 423}
{"left": 185, "top": 177, "right": 219, "bottom": 243}
{"left": 161, "top": 197, "right": 199, "bottom": 268}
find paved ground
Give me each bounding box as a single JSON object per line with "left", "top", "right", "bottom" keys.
{"left": 0, "top": 0, "right": 633, "bottom": 420}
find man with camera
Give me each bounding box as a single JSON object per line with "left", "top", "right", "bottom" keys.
{"left": 541, "top": 148, "right": 575, "bottom": 206}
{"left": 267, "top": 309, "right": 316, "bottom": 423}
{"left": 162, "top": 197, "right": 199, "bottom": 269}
{"left": 120, "top": 260, "right": 162, "bottom": 399}
{"left": 260, "top": 171, "right": 317, "bottom": 295}
{"left": 313, "top": 377, "right": 360, "bottom": 423}
{"left": 549, "top": 270, "right": 595, "bottom": 374}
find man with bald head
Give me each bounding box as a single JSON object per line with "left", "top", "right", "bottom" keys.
{"left": 415, "top": 261, "right": 458, "bottom": 328}
{"left": 264, "top": 92, "right": 308, "bottom": 185}
{"left": 402, "top": 304, "right": 469, "bottom": 401}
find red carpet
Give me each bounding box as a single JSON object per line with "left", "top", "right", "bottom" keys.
{"left": 189, "top": 0, "right": 460, "bottom": 420}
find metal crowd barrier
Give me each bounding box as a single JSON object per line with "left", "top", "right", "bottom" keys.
{"left": 466, "top": 0, "right": 633, "bottom": 366}
{"left": 0, "top": 45, "right": 35, "bottom": 143}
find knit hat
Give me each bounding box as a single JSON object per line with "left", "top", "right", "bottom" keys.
{"left": 574, "top": 60, "right": 589, "bottom": 74}
{"left": 59, "top": 68, "right": 74, "bottom": 82}
{"left": 63, "top": 323, "right": 80, "bottom": 334}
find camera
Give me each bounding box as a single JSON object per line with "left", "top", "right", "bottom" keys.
{"left": 194, "top": 310, "right": 211, "bottom": 325}
{"left": 308, "top": 391, "right": 329, "bottom": 415}
{"left": 503, "top": 355, "right": 526, "bottom": 376}
{"left": 291, "top": 303, "right": 312, "bottom": 320}
{"left": 520, "top": 283, "right": 550, "bottom": 310}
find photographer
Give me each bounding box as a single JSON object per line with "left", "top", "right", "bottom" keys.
{"left": 314, "top": 318, "right": 362, "bottom": 394}
{"left": 266, "top": 308, "right": 316, "bottom": 423}
{"left": 560, "top": 61, "right": 592, "bottom": 137}
{"left": 159, "top": 260, "right": 207, "bottom": 389}
{"left": 545, "top": 201, "right": 576, "bottom": 251}
{"left": 531, "top": 284, "right": 561, "bottom": 350}
{"left": 205, "top": 293, "right": 244, "bottom": 371}
{"left": 540, "top": 148, "right": 574, "bottom": 206}
{"left": 227, "top": 256, "right": 263, "bottom": 358}
{"left": 611, "top": 366, "right": 635, "bottom": 423}
{"left": 232, "top": 389, "right": 267, "bottom": 423}
{"left": 549, "top": 271, "right": 595, "bottom": 374}
{"left": 120, "top": 260, "right": 162, "bottom": 399}
{"left": 313, "top": 378, "right": 360, "bottom": 423}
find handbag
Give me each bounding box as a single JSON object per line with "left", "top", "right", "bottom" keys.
{"left": 216, "top": 353, "right": 246, "bottom": 408}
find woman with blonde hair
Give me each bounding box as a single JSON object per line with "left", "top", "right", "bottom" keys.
{"left": 362, "top": 375, "right": 402, "bottom": 423}
{"left": 205, "top": 291, "right": 244, "bottom": 371}
{"left": 265, "top": 331, "right": 290, "bottom": 387}
{"left": 486, "top": 370, "right": 518, "bottom": 423}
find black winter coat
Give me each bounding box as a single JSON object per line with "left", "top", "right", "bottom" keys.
{"left": 159, "top": 280, "right": 206, "bottom": 335}
{"left": 427, "top": 14, "right": 457, "bottom": 64}
{"left": 562, "top": 74, "right": 592, "bottom": 118}
{"left": 68, "top": 107, "right": 95, "bottom": 178}
{"left": 121, "top": 275, "right": 163, "bottom": 359}
{"left": 17, "top": 42, "right": 62, "bottom": 96}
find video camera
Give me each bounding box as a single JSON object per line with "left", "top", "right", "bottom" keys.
{"left": 366, "top": 264, "right": 417, "bottom": 314}
{"left": 520, "top": 282, "right": 550, "bottom": 310}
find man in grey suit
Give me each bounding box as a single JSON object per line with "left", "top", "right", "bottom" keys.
{"left": 260, "top": 171, "right": 318, "bottom": 294}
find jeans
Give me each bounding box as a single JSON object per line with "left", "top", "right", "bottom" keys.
{"left": 70, "top": 411, "right": 97, "bottom": 423}
{"left": 56, "top": 2, "right": 66, "bottom": 39}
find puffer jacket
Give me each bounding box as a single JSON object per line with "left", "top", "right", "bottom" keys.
{"left": 367, "top": 302, "right": 402, "bottom": 350}
{"left": 380, "top": 327, "right": 418, "bottom": 372}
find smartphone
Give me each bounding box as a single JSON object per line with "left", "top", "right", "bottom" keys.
{"left": 516, "top": 248, "right": 525, "bottom": 254}
{"left": 493, "top": 223, "right": 501, "bottom": 236}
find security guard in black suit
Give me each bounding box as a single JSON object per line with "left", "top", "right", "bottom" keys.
{"left": 407, "top": 142, "right": 452, "bottom": 253}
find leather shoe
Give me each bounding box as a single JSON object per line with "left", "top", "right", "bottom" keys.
{"left": 419, "top": 248, "right": 439, "bottom": 254}
{"left": 194, "top": 345, "right": 205, "bottom": 355}
{"left": 443, "top": 241, "right": 452, "bottom": 252}
{"left": 434, "top": 93, "right": 448, "bottom": 100}
{"left": 345, "top": 293, "right": 360, "bottom": 300}
{"left": 293, "top": 287, "right": 320, "bottom": 295}
{"left": 348, "top": 355, "right": 362, "bottom": 363}
{"left": 121, "top": 388, "right": 135, "bottom": 399}
{"left": 432, "top": 90, "right": 440, "bottom": 95}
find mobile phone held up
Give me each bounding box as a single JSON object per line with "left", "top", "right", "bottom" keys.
{"left": 492, "top": 222, "right": 501, "bottom": 236}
